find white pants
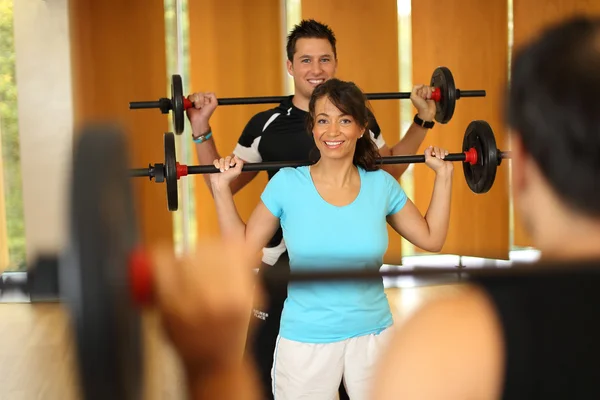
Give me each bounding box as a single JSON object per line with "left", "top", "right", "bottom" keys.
{"left": 271, "top": 327, "right": 394, "bottom": 400}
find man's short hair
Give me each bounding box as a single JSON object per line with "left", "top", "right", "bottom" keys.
{"left": 286, "top": 19, "right": 337, "bottom": 62}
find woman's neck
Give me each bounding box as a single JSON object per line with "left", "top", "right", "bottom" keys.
{"left": 311, "top": 157, "right": 357, "bottom": 187}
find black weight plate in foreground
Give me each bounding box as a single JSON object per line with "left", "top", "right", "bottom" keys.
{"left": 462, "top": 120, "right": 498, "bottom": 194}
{"left": 171, "top": 74, "right": 184, "bottom": 134}
{"left": 61, "top": 123, "right": 142, "bottom": 400}
{"left": 164, "top": 132, "right": 178, "bottom": 211}
{"left": 430, "top": 66, "right": 456, "bottom": 124}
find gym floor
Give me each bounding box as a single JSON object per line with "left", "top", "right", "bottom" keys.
{"left": 0, "top": 283, "right": 467, "bottom": 399}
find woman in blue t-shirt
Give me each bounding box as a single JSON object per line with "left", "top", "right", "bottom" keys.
{"left": 210, "top": 78, "right": 453, "bottom": 400}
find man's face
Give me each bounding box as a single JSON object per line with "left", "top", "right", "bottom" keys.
{"left": 287, "top": 38, "right": 337, "bottom": 101}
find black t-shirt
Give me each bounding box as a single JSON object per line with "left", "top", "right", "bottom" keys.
{"left": 473, "top": 260, "right": 600, "bottom": 399}
{"left": 233, "top": 96, "right": 386, "bottom": 251}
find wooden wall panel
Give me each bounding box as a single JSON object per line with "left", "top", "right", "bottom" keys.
{"left": 512, "top": 1, "right": 600, "bottom": 248}
{"left": 188, "top": 0, "right": 283, "bottom": 240}
{"left": 412, "top": 0, "right": 510, "bottom": 259}
{"left": 301, "top": 0, "right": 403, "bottom": 264}
{"left": 69, "top": 0, "right": 173, "bottom": 247}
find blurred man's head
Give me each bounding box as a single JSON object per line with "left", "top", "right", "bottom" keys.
{"left": 507, "top": 16, "right": 600, "bottom": 251}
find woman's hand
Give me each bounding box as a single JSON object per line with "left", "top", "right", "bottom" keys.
{"left": 424, "top": 146, "right": 454, "bottom": 176}
{"left": 209, "top": 156, "right": 244, "bottom": 191}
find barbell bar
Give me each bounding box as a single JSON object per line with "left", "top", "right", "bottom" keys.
{"left": 129, "top": 67, "right": 486, "bottom": 134}
{"left": 0, "top": 122, "right": 582, "bottom": 399}
{"left": 129, "top": 120, "right": 510, "bottom": 212}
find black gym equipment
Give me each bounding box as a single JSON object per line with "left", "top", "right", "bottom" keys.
{"left": 129, "top": 67, "right": 486, "bottom": 134}
{"left": 129, "top": 120, "right": 510, "bottom": 212}
{"left": 63, "top": 124, "right": 144, "bottom": 400}
{"left": 0, "top": 125, "right": 146, "bottom": 399}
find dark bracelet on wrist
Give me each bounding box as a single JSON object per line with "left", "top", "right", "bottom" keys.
{"left": 413, "top": 114, "right": 435, "bottom": 129}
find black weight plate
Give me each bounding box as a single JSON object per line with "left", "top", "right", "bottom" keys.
{"left": 61, "top": 123, "right": 142, "bottom": 400}
{"left": 171, "top": 74, "right": 185, "bottom": 134}
{"left": 430, "top": 66, "right": 456, "bottom": 124}
{"left": 462, "top": 120, "right": 498, "bottom": 194}
{"left": 164, "top": 132, "right": 179, "bottom": 211}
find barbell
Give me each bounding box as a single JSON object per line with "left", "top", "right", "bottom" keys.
{"left": 128, "top": 67, "right": 486, "bottom": 134}
{"left": 129, "top": 120, "right": 510, "bottom": 212}
{"left": 0, "top": 122, "right": 588, "bottom": 399}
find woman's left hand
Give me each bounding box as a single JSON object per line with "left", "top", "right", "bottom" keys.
{"left": 424, "top": 146, "right": 454, "bottom": 175}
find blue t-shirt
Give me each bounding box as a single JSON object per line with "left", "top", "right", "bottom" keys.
{"left": 260, "top": 166, "right": 408, "bottom": 343}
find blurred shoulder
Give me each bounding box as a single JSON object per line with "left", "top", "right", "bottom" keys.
{"left": 372, "top": 284, "right": 505, "bottom": 400}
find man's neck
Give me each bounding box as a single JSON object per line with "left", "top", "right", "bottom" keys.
{"left": 534, "top": 208, "right": 600, "bottom": 263}
{"left": 539, "top": 233, "right": 600, "bottom": 262}
{"left": 291, "top": 93, "right": 310, "bottom": 111}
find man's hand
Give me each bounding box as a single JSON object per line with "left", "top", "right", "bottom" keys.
{"left": 186, "top": 92, "right": 218, "bottom": 134}
{"left": 410, "top": 84, "right": 437, "bottom": 122}
{"left": 150, "top": 239, "right": 262, "bottom": 373}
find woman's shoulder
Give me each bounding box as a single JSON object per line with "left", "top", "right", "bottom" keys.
{"left": 360, "top": 166, "right": 390, "bottom": 176}
{"left": 270, "top": 166, "right": 310, "bottom": 182}
{"left": 361, "top": 167, "right": 399, "bottom": 185}
{"left": 275, "top": 166, "right": 309, "bottom": 176}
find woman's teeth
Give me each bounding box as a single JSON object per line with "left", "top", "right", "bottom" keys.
{"left": 325, "top": 141, "right": 343, "bottom": 148}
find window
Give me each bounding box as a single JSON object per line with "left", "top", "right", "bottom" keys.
{"left": 397, "top": 0, "right": 415, "bottom": 257}
{"left": 164, "top": 0, "right": 194, "bottom": 255}
{"left": 0, "top": 0, "right": 25, "bottom": 272}
{"left": 285, "top": 0, "right": 302, "bottom": 94}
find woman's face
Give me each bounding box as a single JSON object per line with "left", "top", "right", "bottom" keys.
{"left": 312, "top": 96, "right": 365, "bottom": 161}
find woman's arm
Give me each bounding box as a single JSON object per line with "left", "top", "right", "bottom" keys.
{"left": 213, "top": 186, "right": 280, "bottom": 254}
{"left": 387, "top": 146, "right": 453, "bottom": 252}
{"left": 211, "top": 156, "right": 281, "bottom": 256}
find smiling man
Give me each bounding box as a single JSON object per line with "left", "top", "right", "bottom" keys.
{"left": 187, "top": 19, "right": 436, "bottom": 399}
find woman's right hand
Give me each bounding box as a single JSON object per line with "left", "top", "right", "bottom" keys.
{"left": 209, "top": 156, "right": 244, "bottom": 191}
{"left": 424, "top": 145, "right": 453, "bottom": 176}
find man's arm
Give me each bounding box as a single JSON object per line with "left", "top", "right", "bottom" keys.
{"left": 187, "top": 92, "right": 261, "bottom": 197}
{"left": 377, "top": 123, "right": 429, "bottom": 179}
{"left": 150, "top": 239, "right": 264, "bottom": 400}
{"left": 187, "top": 362, "right": 262, "bottom": 400}
{"left": 371, "top": 286, "right": 505, "bottom": 400}
{"left": 376, "top": 84, "right": 437, "bottom": 180}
